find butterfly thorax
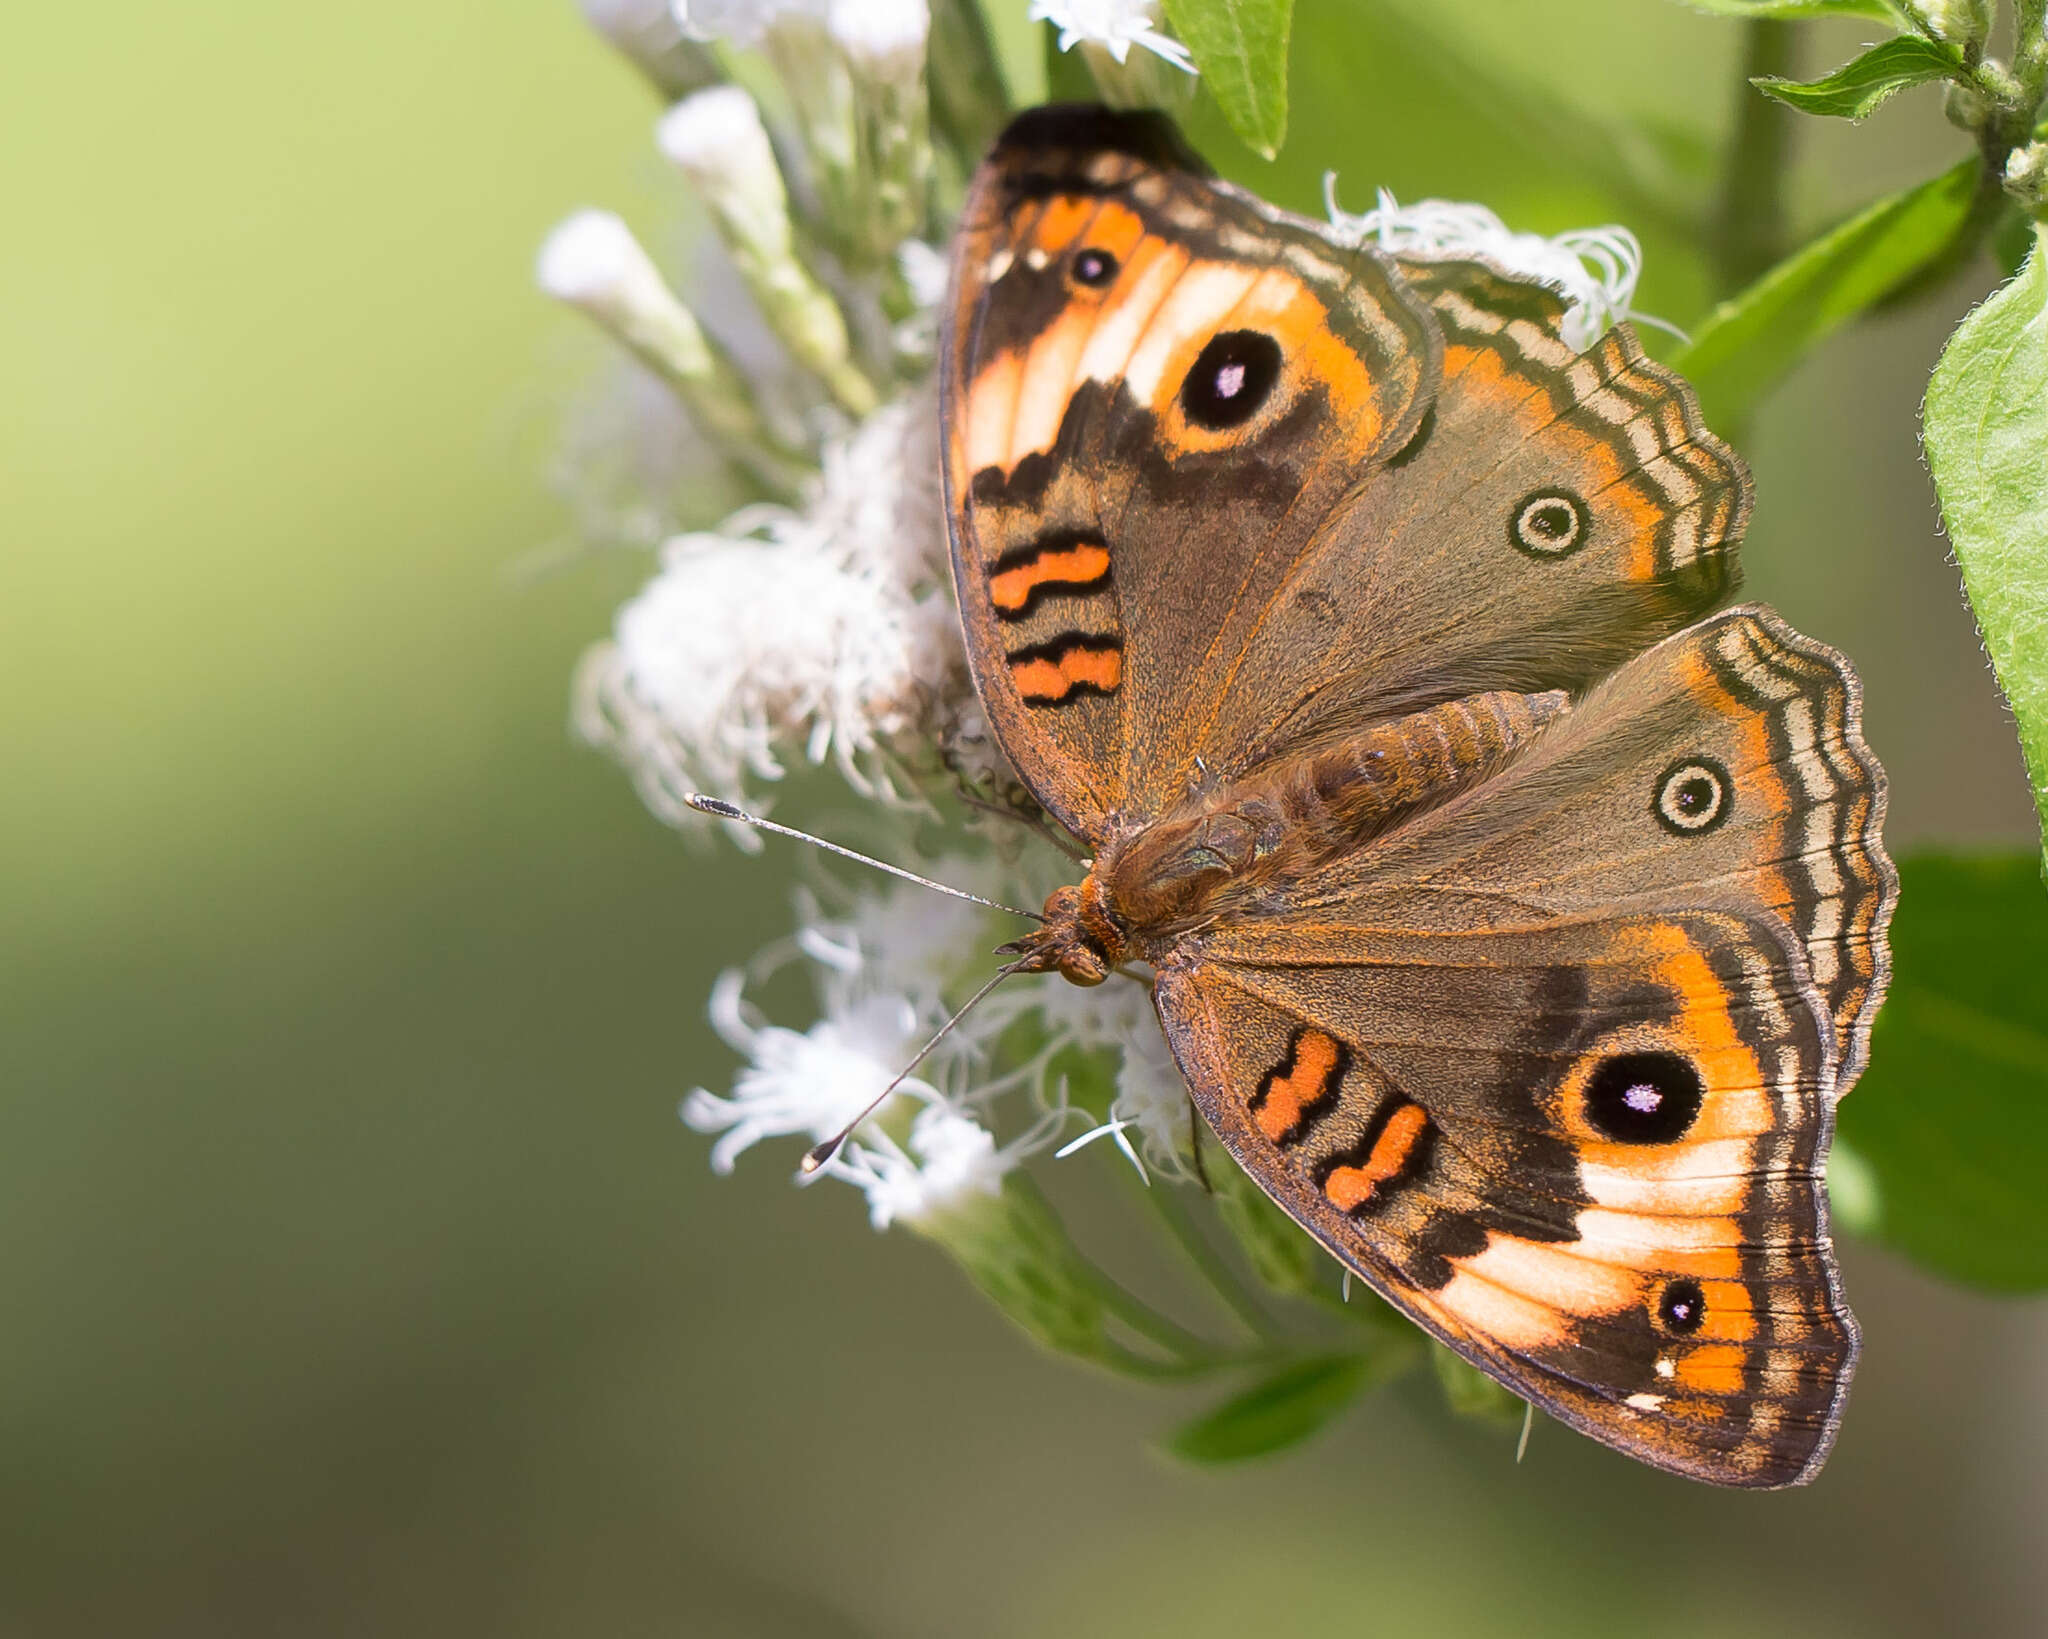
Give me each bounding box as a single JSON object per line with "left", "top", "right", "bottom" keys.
{"left": 1014, "top": 690, "right": 1569, "bottom": 986}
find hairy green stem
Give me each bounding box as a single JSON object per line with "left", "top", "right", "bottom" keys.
{"left": 1711, "top": 19, "right": 1801, "bottom": 296}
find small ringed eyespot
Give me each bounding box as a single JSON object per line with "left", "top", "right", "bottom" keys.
{"left": 1658, "top": 1279, "right": 1707, "bottom": 1336}
{"left": 1653, "top": 757, "right": 1733, "bottom": 836}
{"left": 1509, "top": 490, "right": 1589, "bottom": 559}
{"left": 1071, "top": 248, "right": 1118, "bottom": 287}
{"left": 1181, "top": 330, "right": 1283, "bottom": 430}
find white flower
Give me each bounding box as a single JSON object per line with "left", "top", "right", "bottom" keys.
{"left": 795, "top": 860, "right": 1007, "bottom": 1020}
{"left": 1324, "top": 181, "right": 1650, "bottom": 353}
{"left": 811, "top": 387, "right": 948, "bottom": 587}
{"left": 995, "top": 974, "right": 1196, "bottom": 1182}
{"left": 1029, "top": 0, "right": 1194, "bottom": 72}
{"left": 826, "top": 1096, "right": 1064, "bottom": 1231}
{"left": 571, "top": 390, "right": 962, "bottom": 824}
{"left": 683, "top": 970, "right": 935, "bottom": 1171}
{"left": 827, "top": 0, "right": 928, "bottom": 75}
{"left": 673, "top": 0, "right": 822, "bottom": 48}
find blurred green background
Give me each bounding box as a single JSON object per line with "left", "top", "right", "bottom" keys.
{"left": 4, "top": 0, "right": 2044, "bottom": 1633}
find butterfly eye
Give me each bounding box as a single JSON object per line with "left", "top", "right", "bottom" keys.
{"left": 1181, "top": 330, "right": 1282, "bottom": 430}
{"left": 1653, "top": 757, "right": 1733, "bottom": 835}
{"left": 1071, "top": 248, "right": 1118, "bottom": 287}
{"left": 1658, "top": 1279, "right": 1707, "bottom": 1335}
{"left": 1509, "top": 490, "right": 1589, "bottom": 558}
{"left": 1583, "top": 1050, "right": 1703, "bottom": 1144}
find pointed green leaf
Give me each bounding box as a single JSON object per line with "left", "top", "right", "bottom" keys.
{"left": 1673, "top": 157, "right": 1977, "bottom": 431}
{"left": 1924, "top": 224, "right": 2048, "bottom": 871}
{"left": 1838, "top": 856, "right": 2048, "bottom": 1291}
{"left": 1753, "top": 36, "right": 1962, "bottom": 120}
{"left": 1676, "top": 0, "right": 1903, "bottom": 18}
{"left": 1164, "top": 1353, "right": 1372, "bottom": 1463}
{"left": 1162, "top": 0, "right": 1293, "bottom": 160}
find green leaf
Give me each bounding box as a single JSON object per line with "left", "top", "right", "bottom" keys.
{"left": 1753, "top": 36, "right": 1963, "bottom": 120}
{"left": 1164, "top": 1354, "right": 1373, "bottom": 1463}
{"left": 1673, "top": 157, "right": 1977, "bottom": 431}
{"left": 1162, "top": 0, "right": 1294, "bottom": 160}
{"left": 1676, "top": 0, "right": 1903, "bottom": 18}
{"left": 1992, "top": 207, "right": 2035, "bottom": 280}
{"left": 1924, "top": 223, "right": 2048, "bottom": 871}
{"left": 1837, "top": 856, "right": 2048, "bottom": 1291}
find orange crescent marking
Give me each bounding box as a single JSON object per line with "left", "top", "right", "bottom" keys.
{"left": 989, "top": 543, "right": 1112, "bottom": 612}
{"left": 1254, "top": 1029, "right": 1341, "bottom": 1143}
{"left": 1010, "top": 645, "right": 1122, "bottom": 703}
{"left": 1322, "top": 1102, "right": 1429, "bottom": 1209}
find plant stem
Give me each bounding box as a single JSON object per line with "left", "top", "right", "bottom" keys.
{"left": 1071, "top": 1256, "right": 1229, "bottom": 1369}
{"left": 1710, "top": 19, "right": 1800, "bottom": 296}
{"left": 1135, "top": 1170, "right": 1277, "bottom": 1342}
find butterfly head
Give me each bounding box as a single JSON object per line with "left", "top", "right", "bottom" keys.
{"left": 1000, "top": 878, "right": 1131, "bottom": 987}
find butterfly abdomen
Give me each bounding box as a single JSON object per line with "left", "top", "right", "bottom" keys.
{"left": 1091, "top": 689, "right": 1569, "bottom": 947}
{"left": 1275, "top": 690, "right": 1571, "bottom": 857}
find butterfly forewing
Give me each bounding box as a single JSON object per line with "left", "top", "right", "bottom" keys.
{"left": 942, "top": 105, "right": 1436, "bottom": 836}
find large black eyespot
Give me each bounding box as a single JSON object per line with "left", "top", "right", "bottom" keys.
{"left": 1181, "top": 330, "right": 1282, "bottom": 429}
{"left": 1509, "top": 489, "right": 1590, "bottom": 559}
{"left": 1653, "top": 757, "right": 1733, "bottom": 835}
{"left": 1658, "top": 1278, "right": 1707, "bottom": 1336}
{"left": 1584, "top": 1051, "right": 1704, "bottom": 1144}
{"left": 1071, "top": 248, "right": 1118, "bottom": 287}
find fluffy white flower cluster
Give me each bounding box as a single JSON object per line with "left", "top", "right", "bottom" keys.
{"left": 573, "top": 392, "right": 965, "bottom": 825}
{"left": 682, "top": 862, "right": 1172, "bottom": 1230}
{"left": 1325, "top": 180, "right": 1651, "bottom": 353}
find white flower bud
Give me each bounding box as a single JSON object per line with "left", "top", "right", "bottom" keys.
{"left": 2005, "top": 140, "right": 2048, "bottom": 208}
{"left": 578, "top": 0, "right": 723, "bottom": 97}
{"left": 658, "top": 88, "right": 878, "bottom": 413}
{"left": 537, "top": 210, "right": 718, "bottom": 380}
{"left": 828, "top": 0, "right": 928, "bottom": 75}
{"left": 673, "top": 0, "right": 823, "bottom": 49}
{"left": 537, "top": 210, "right": 794, "bottom": 479}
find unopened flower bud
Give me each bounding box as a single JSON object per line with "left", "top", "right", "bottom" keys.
{"left": 537, "top": 210, "right": 798, "bottom": 488}
{"left": 2005, "top": 139, "right": 2048, "bottom": 210}
{"left": 1920, "top": 0, "right": 1990, "bottom": 48}
{"left": 578, "top": 0, "right": 723, "bottom": 99}
{"left": 657, "top": 87, "right": 878, "bottom": 414}
{"left": 827, "top": 0, "right": 934, "bottom": 269}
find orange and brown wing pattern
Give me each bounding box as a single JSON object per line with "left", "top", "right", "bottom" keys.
{"left": 1308, "top": 608, "right": 1895, "bottom": 1093}
{"left": 940, "top": 105, "right": 1436, "bottom": 839}
{"left": 1156, "top": 907, "right": 1857, "bottom": 1489}
{"left": 1186, "top": 259, "right": 1753, "bottom": 773}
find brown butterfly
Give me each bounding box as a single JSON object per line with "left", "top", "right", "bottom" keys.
{"left": 938, "top": 106, "right": 1895, "bottom": 1487}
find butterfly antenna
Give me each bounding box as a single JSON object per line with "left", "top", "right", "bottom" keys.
{"left": 800, "top": 956, "right": 1033, "bottom": 1176}
{"left": 684, "top": 794, "right": 1043, "bottom": 921}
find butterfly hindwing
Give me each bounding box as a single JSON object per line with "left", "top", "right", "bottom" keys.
{"left": 1156, "top": 905, "right": 1853, "bottom": 1489}
{"left": 1151, "top": 611, "right": 1888, "bottom": 1487}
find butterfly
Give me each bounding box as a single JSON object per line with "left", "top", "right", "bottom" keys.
{"left": 937, "top": 105, "right": 1895, "bottom": 1487}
